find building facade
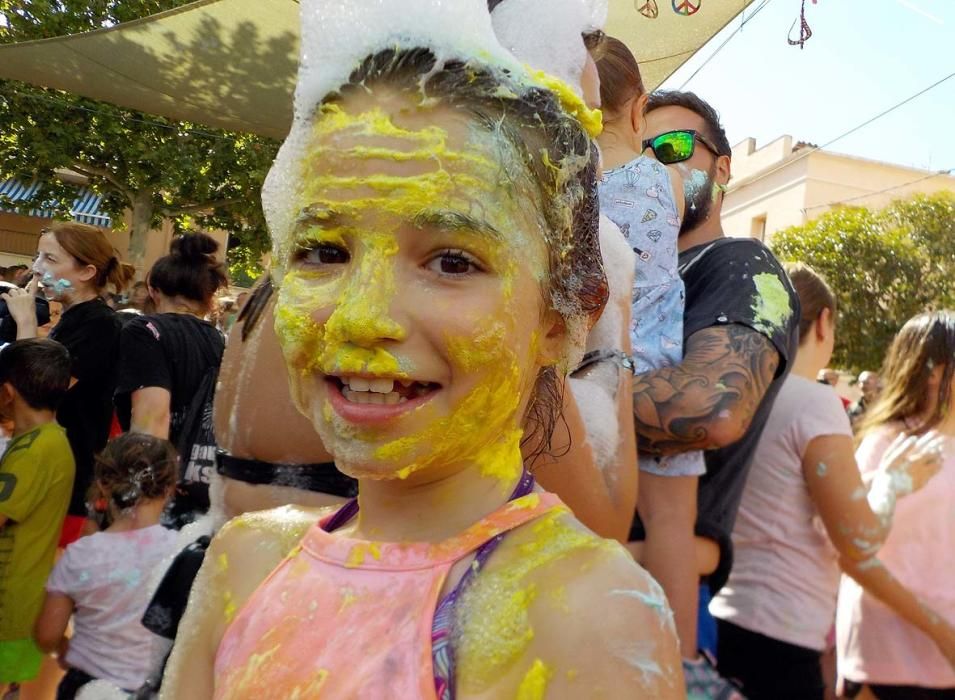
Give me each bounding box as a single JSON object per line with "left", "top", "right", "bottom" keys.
{"left": 0, "top": 175, "right": 227, "bottom": 274}
{"left": 721, "top": 135, "right": 955, "bottom": 244}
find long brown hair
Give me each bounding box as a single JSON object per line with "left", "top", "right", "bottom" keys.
{"left": 784, "top": 262, "right": 837, "bottom": 343}
{"left": 44, "top": 222, "right": 135, "bottom": 293}
{"left": 858, "top": 310, "right": 955, "bottom": 440}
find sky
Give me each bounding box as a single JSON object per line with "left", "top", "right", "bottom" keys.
{"left": 658, "top": 0, "right": 955, "bottom": 172}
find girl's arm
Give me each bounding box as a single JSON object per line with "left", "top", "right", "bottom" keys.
{"left": 534, "top": 374, "right": 638, "bottom": 542}
{"left": 840, "top": 556, "right": 955, "bottom": 671}
{"left": 803, "top": 432, "right": 941, "bottom": 562}
{"left": 130, "top": 386, "right": 172, "bottom": 439}
{"left": 34, "top": 592, "right": 74, "bottom": 656}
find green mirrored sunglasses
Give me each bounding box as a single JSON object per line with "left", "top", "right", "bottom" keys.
{"left": 641, "top": 129, "right": 721, "bottom": 165}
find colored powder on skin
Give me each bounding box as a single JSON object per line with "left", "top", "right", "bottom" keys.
{"left": 816, "top": 462, "right": 828, "bottom": 477}
{"left": 680, "top": 168, "right": 709, "bottom": 205}
{"left": 40, "top": 271, "right": 73, "bottom": 298}
{"left": 750, "top": 272, "right": 793, "bottom": 336}
{"left": 851, "top": 486, "right": 867, "bottom": 501}
{"left": 857, "top": 557, "right": 882, "bottom": 571}
{"left": 516, "top": 658, "right": 554, "bottom": 700}
{"left": 223, "top": 589, "right": 237, "bottom": 624}
{"left": 453, "top": 509, "right": 616, "bottom": 690}
{"left": 610, "top": 583, "right": 674, "bottom": 630}
{"left": 609, "top": 638, "right": 665, "bottom": 686}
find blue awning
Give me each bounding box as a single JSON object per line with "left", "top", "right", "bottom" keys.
{"left": 0, "top": 178, "right": 112, "bottom": 227}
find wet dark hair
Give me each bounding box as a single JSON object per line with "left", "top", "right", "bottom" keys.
{"left": 147, "top": 232, "right": 229, "bottom": 308}
{"left": 646, "top": 90, "right": 732, "bottom": 158}
{"left": 319, "top": 47, "right": 607, "bottom": 457}
{"left": 94, "top": 433, "right": 178, "bottom": 511}
{"left": 0, "top": 338, "right": 70, "bottom": 411}
{"left": 595, "top": 36, "right": 645, "bottom": 116}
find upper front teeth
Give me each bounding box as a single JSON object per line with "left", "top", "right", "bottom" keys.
{"left": 344, "top": 377, "right": 395, "bottom": 394}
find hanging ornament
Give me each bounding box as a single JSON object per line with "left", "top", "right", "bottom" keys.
{"left": 671, "top": 0, "right": 701, "bottom": 16}
{"left": 788, "top": 0, "right": 814, "bottom": 48}
{"left": 636, "top": 0, "right": 659, "bottom": 19}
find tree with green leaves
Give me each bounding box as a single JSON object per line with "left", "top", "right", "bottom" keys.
{"left": 770, "top": 191, "right": 955, "bottom": 372}
{"left": 0, "top": 0, "right": 278, "bottom": 274}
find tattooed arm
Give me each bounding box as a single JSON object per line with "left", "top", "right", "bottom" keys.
{"left": 632, "top": 324, "right": 780, "bottom": 456}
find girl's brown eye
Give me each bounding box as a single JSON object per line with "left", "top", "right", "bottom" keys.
{"left": 439, "top": 253, "right": 473, "bottom": 275}
{"left": 428, "top": 249, "right": 481, "bottom": 276}
{"left": 298, "top": 243, "right": 349, "bottom": 266}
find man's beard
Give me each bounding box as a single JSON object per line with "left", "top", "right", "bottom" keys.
{"left": 679, "top": 163, "right": 717, "bottom": 235}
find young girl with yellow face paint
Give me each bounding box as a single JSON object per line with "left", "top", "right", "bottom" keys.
{"left": 162, "top": 38, "right": 680, "bottom": 700}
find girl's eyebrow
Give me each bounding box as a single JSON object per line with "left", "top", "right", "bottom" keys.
{"left": 295, "top": 205, "right": 345, "bottom": 230}
{"left": 413, "top": 209, "right": 502, "bottom": 241}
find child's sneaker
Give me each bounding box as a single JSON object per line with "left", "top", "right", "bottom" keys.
{"left": 683, "top": 651, "right": 746, "bottom": 700}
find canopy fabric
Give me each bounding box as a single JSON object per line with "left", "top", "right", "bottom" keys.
{"left": 0, "top": 178, "right": 112, "bottom": 227}
{"left": 0, "top": 0, "right": 753, "bottom": 139}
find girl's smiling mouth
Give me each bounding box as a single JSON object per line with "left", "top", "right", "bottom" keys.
{"left": 327, "top": 374, "right": 441, "bottom": 425}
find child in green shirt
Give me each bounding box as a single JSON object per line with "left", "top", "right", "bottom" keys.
{"left": 0, "top": 339, "right": 74, "bottom": 689}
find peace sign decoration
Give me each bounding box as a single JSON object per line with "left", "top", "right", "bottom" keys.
{"left": 636, "top": 0, "right": 659, "bottom": 18}
{"left": 672, "top": 0, "right": 701, "bottom": 16}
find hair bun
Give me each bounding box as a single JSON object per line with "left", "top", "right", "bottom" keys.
{"left": 170, "top": 232, "right": 220, "bottom": 263}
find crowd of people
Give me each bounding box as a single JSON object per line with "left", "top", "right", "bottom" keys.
{"left": 0, "top": 1, "right": 952, "bottom": 699}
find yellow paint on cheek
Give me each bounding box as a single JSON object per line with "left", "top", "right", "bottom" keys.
{"left": 516, "top": 658, "right": 554, "bottom": 700}
{"left": 223, "top": 589, "right": 237, "bottom": 624}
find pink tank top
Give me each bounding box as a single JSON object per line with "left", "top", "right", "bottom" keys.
{"left": 213, "top": 489, "right": 565, "bottom": 699}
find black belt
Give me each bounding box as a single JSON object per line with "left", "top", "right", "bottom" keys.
{"left": 215, "top": 451, "right": 358, "bottom": 498}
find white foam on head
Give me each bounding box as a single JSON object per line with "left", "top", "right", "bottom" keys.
{"left": 264, "top": 0, "right": 526, "bottom": 271}
{"left": 490, "top": 0, "right": 607, "bottom": 96}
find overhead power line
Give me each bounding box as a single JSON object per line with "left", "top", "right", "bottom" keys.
{"left": 802, "top": 167, "right": 954, "bottom": 212}
{"left": 735, "top": 70, "right": 955, "bottom": 188}
{"left": 678, "top": 0, "right": 774, "bottom": 89}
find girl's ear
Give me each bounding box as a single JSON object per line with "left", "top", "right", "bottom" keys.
{"left": 816, "top": 307, "right": 832, "bottom": 342}
{"left": 630, "top": 93, "right": 650, "bottom": 144}
{"left": 536, "top": 309, "right": 568, "bottom": 368}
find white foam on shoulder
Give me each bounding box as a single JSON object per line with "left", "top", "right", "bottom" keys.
{"left": 490, "top": 0, "right": 607, "bottom": 96}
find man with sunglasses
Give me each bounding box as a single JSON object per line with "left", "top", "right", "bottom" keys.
{"left": 627, "top": 91, "right": 800, "bottom": 695}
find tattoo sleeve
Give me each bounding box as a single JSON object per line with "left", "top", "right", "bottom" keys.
{"left": 632, "top": 324, "right": 780, "bottom": 455}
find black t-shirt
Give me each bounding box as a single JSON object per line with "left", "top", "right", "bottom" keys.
{"left": 632, "top": 238, "right": 800, "bottom": 593}
{"left": 115, "top": 314, "right": 224, "bottom": 523}
{"left": 49, "top": 298, "right": 122, "bottom": 516}
{"left": 115, "top": 313, "right": 224, "bottom": 438}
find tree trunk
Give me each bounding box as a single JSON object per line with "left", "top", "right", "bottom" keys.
{"left": 128, "top": 191, "right": 154, "bottom": 272}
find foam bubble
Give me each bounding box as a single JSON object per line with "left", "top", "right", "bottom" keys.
{"left": 491, "top": 0, "right": 607, "bottom": 96}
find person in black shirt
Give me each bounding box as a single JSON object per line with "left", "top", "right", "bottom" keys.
{"left": 115, "top": 233, "right": 227, "bottom": 525}
{"left": 625, "top": 91, "right": 800, "bottom": 695}
{"left": 2, "top": 223, "right": 135, "bottom": 544}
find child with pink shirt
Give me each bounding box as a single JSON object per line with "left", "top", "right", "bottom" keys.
{"left": 34, "top": 433, "right": 179, "bottom": 699}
